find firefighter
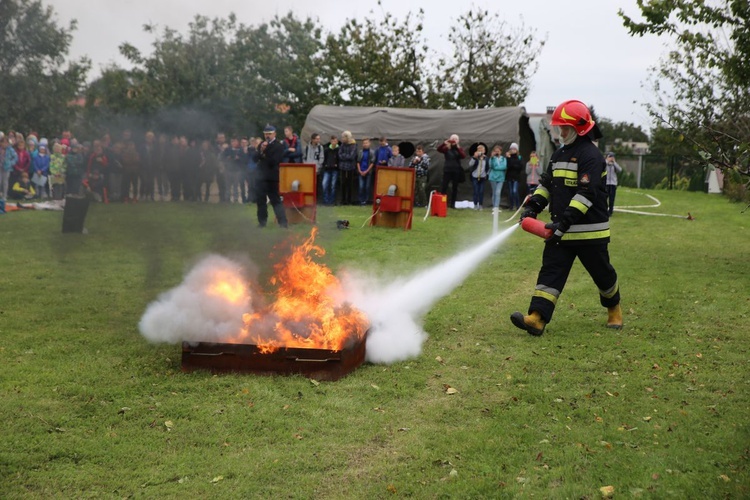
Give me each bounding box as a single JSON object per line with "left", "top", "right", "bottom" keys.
{"left": 511, "top": 99, "right": 622, "bottom": 335}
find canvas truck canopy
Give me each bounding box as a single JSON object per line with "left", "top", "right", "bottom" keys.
{"left": 301, "top": 105, "right": 536, "bottom": 205}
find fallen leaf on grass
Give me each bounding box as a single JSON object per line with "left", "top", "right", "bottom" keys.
{"left": 443, "top": 385, "right": 458, "bottom": 395}
{"left": 164, "top": 420, "right": 174, "bottom": 431}
{"left": 211, "top": 475, "right": 224, "bottom": 483}
{"left": 386, "top": 484, "right": 397, "bottom": 494}
{"left": 371, "top": 384, "right": 380, "bottom": 390}
{"left": 696, "top": 353, "right": 703, "bottom": 359}
{"left": 398, "top": 427, "right": 410, "bottom": 432}
{"left": 435, "top": 356, "right": 444, "bottom": 363}
{"left": 118, "top": 407, "right": 131, "bottom": 415}
{"left": 719, "top": 474, "right": 730, "bottom": 482}
{"left": 643, "top": 416, "right": 652, "bottom": 422}
{"left": 310, "top": 379, "right": 320, "bottom": 386}
{"left": 600, "top": 485, "right": 615, "bottom": 497}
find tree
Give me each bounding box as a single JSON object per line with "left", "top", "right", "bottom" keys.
{"left": 323, "top": 8, "right": 433, "bottom": 108}
{"left": 619, "top": 0, "right": 749, "bottom": 188}
{"left": 434, "top": 9, "right": 545, "bottom": 108}
{"left": 102, "top": 13, "right": 325, "bottom": 137}
{"left": 0, "top": 0, "right": 90, "bottom": 134}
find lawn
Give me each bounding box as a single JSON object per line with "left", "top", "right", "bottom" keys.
{"left": 1, "top": 189, "right": 748, "bottom": 498}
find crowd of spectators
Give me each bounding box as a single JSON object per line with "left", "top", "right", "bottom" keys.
{"left": 1, "top": 126, "right": 529, "bottom": 210}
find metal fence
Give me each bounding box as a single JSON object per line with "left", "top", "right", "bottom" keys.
{"left": 613, "top": 154, "right": 707, "bottom": 191}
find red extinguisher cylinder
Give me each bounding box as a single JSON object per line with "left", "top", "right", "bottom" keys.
{"left": 521, "top": 217, "right": 553, "bottom": 239}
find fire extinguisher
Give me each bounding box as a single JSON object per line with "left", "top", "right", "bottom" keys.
{"left": 521, "top": 217, "right": 553, "bottom": 239}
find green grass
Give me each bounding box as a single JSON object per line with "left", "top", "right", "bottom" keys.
{"left": 1, "top": 190, "right": 748, "bottom": 498}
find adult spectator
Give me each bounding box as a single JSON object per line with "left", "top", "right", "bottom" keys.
{"left": 468, "top": 143, "right": 489, "bottom": 210}
{"left": 120, "top": 140, "right": 141, "bottom": 202}
{"left": 107, "top": 142, "right": 124, "bottom": 202}
{"left": 222, "top": 137, "right": 245, "bottom": 203}
{"left": 511, "top": 99, "right": 621, "bottom": 336}
{"left": 338, "top": 130, "right": 358, "bottom": 205}
{"left": 409, "top": 144, "right": 430, "bottom": 207}
{"left": 183, "top": 138, "right": 202, "bottom": 201}
{"left": 156, "top": 134, "right": 170, "bottom": 201}
{"left": 357, "top": 137, "right": 375, "bottom": 206}
{"left": 605, "top": 152, "right": 623, "bottom": 216}
{"left": 253, "top": 125, "right": 288, "bottom": 228}
{"left": 198, "top": 140, "right": 218, "bottom": 202}
{"left": 165, "top": 136, "right": 182, "bottom": 201}
{"left": 139, "top": 131, "right": 158, "bottom": 201}
{"left": 321, "top": 135, "right": 339, "bottom": 206}
{"left": 505, "top": 142, "right": 523, "bottom": 210}
{"left": 436, "top": 134, "right": 467, "bottom": 209}
{"left": 214, "top": 133, "right": 228, "bottom": 202}
{"left": 282, "top": 126, "right": 303, "bottom": 163}
{"left": 245, "top": 137, "right": 261, "bottom": 204}
{"left": 488, "top": 145, "right": 507, "bottom": 212}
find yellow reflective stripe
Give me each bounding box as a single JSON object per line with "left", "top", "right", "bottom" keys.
{"left": 562, "top": 229, "right": 611, "bottom": 241}
{"left": 600, "top": 280, "right": 619, "bottom": 299}
{"left": 535, "top": 186, "right": 550, "bottom": 200}
{"left": 570, "top": 200, "right": 589, "bottom": 214}
{"left": 533, "top": 290, "right": 558, "bottom": 305}
{"left": 553, "top": 169, "right": 578, "bottom": 180}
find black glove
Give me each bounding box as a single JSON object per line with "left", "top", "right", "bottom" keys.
{"left": 544, "top": 222, "right": 564, "bottom": 244}
{"left": 520, "top": 207, "right": 537, "bottom": 222}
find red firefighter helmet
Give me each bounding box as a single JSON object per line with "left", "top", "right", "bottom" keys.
{"left": 550, "top": 100, "right": 595, "bottom": 136}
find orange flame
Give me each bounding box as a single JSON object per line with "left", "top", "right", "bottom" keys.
{"left": 211, "top": 228, "right": 368, "bottom": 351}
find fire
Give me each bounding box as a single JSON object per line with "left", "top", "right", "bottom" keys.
{"left": 212, "top": 228, "right": 368, "bottom": 351}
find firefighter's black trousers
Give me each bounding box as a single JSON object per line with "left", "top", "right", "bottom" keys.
{"left": 529, "top": 242, "right": 620, "bottom": 323}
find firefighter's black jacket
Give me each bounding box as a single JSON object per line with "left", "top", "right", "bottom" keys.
{"left": 526, "top": 135, "right": 610, "bottom": 245}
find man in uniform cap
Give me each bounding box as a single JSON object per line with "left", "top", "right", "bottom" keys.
{"left": 252, "top": 125, "right": 288, "bottom": 228}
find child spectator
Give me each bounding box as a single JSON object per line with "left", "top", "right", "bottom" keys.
{"left": 49, "top": 143, "right": 67, "bottom": 200}
{"left": 31, "top": 144, "right": 51, "bottom": 199}
{"left": 387, "top": 144, "right": 405, "bottom": 166}
{"left": 11, "top": 171, "right": 36, "bottom": 200}
{"left": 375, "top": 137, "right": 392, "bottom": 166}
{"left": 13, "top": 139, "right": 31, "bottom": 187}
{"left": 525, "top": 151, "right": 542, "bottom": 194}
{"left": 357, "top": 137, "right": 375, "bottom": 206}
{"left": 282, "top": 126, "right": 303, "bottom": 163}
{"left": 1, "top": 135, "right": 19, "bottom": 201}
{"left": 409, "top": 144, "right": 430, "bottom": 207}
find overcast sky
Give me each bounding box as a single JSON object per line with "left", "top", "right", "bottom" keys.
{"left": 53, "top": 0, "right": 667, "bottom": 131}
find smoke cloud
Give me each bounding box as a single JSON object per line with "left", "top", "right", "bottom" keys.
{"left": 139, "top": 255, "right": 253, "bottom": 343}
{"left": 138, "top": 224, "right": 518, "bottom": 364}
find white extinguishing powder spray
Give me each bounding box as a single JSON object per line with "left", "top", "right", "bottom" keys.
{"left": 139, "top": 225, "right": 519, "bottom": 365}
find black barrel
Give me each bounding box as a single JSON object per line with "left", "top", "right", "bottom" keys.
{"left": 62, "top": 195, "right": 90, "bottom": 233}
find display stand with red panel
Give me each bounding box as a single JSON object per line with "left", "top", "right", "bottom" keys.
{"left": 279, "top": 163, "right": 317, "bottom": 224}
{"left": 370, "top": 166, "right": 415, "bottom": 230}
